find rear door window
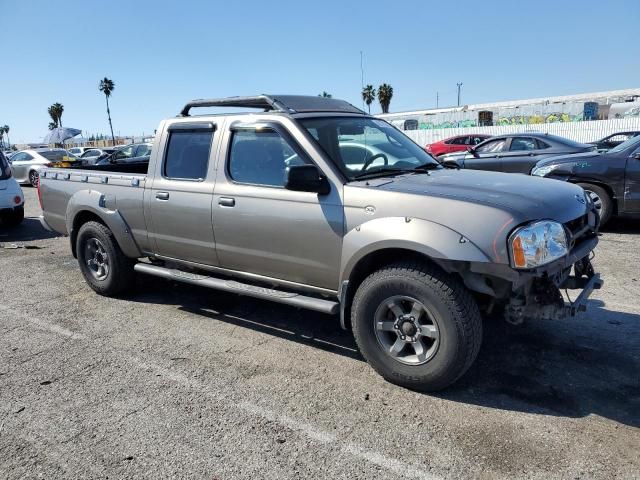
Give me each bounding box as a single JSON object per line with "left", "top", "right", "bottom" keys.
{"left": 39, "top": 150, "right": 68, "bottom": 162}
{"left": 163, "top": 130, "right": 212, "bottom": 180}
{"left": 509, "top": 137, "right": 537, "bottom": 151}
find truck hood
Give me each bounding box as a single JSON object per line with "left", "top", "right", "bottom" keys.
{"left": 368, "top": 169, "right": 588, "bottom": 222}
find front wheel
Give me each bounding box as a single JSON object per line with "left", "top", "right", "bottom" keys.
{"left": 76, "top": 221, "right": 135, "bottom": 296}
{"left": 351, "top": 262, "right": 482, "bottom": 391}
{"left": 578, "top": 183, "right": 612, "bottom": 226}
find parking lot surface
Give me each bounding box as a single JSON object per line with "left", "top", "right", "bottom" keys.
{"left": 1, "top": 187, "right": 639, "bottom": 479}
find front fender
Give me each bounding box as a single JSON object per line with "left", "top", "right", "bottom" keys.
{"left": 66, "top": 189, "right": 142, "bottom": 258}
{"left": 340, "top": 216, "right": 491, "bottom": 284}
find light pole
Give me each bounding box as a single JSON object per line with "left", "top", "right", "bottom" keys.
{"left": 457, "top": 82, "right": 463, "bottom": 107}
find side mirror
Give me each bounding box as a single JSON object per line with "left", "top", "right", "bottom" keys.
{"left": 467, "top": 146, "right": 479, "bottom": 158}
{"left": 633, "top": 152, "right": 640, "bottom": 160}
{"left": 285, "top": 165, "right": 330, "bottom": 195}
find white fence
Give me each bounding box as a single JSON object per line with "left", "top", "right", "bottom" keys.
{"left": 402, "top": 117, "right": 640, "bottom": 145}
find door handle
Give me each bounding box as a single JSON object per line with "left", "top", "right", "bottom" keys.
{"left": 218, "top": 197, "right": 235, "bottom": 207}
{"left": 155, "top": 192, "right": 170, "bottom": 200}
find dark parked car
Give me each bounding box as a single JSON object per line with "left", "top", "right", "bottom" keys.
{"left": 589, "top": 131, "right": 640, "bottom": 152}
{"left": 95, "top": 143, "right": 152, "bottom": 165}
{"left": 440, "top": 133, "right": 594, "bottom": 174}
{"left": 532, "top": 134, "right": 640, "bottom": 225}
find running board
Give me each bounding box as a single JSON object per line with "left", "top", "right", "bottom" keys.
{"left": 134, "top": 263, "right": 339, "bottom": 315}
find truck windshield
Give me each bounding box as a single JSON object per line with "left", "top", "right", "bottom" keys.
{"left": 298, "top": 117, "right": 440, "bottom": 180}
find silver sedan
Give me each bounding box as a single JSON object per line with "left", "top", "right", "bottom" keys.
{"left": 9, "top": 148, "right": 73, "bottom": 186}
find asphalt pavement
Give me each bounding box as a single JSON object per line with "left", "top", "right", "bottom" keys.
{"left": 1, "top": 187, "right": 638, "bottom": 479}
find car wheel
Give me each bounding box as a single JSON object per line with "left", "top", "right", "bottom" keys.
{"left": 351, "top": 261, "right": 482, "bottom": 391}
{"left": 29, "top": 170, "right": 39, "bottom": 187}
{"left": 578, "top": 183, "right": 612, "bottom": 226}
{"left": 76, "top": 221, "right": 135, "bottom": 296}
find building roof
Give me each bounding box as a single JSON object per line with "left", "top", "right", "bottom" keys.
{"left": 379, "top": 88, "right": 640, "bottom": 119}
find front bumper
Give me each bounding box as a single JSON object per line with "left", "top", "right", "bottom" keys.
{"left": 503, "top": 256, "right": 603, "bottom": 324}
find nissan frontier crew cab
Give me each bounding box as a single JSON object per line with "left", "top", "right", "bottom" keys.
{"left": 38, "top": 95, "right": 602, "bottom": 391}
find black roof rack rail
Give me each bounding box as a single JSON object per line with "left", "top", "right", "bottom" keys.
{"left": 179, "top": 94, "right": 365, "bottom": 117}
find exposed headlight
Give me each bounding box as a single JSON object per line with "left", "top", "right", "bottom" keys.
{"left": 531, "top": 164, "right": 557, "bottom": 177}
{"left": 509, "top": 221, "right": 568, "bottom": 269}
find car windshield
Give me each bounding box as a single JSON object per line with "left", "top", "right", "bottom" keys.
{"left": 298, "top": 117, "right": 440, "bottom": 180}
{"left": 608, "top": 134, "right": 640, "bottom": 154}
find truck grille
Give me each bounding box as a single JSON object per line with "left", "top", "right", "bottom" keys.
{"left": 564, "top": 214, "right": 591, "bottom": 248}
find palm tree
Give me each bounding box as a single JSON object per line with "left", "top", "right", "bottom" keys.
{"left": 318, "top": 91, "right": 332, "bottom": 98}
{"left": 99, "top": 77, "right": 116, "bottom": 146}
{"left": 377, "top": 84, "right": 394, "bottom": 114}
{"left": 48, "top": 103, "right": 64, "bottom": 128}
{"left": 52, "top": 103, "right": 64, "bottom": 127}
{"left": 3, "top": 125, "right": 10, "bottom": 149}
{"left": 0, "top": 126, "right": 5, "bottom": 149}
{"left": 48, "top": 105, "right": 59, "bottom": 129}
{"left": 361, "top": 85, "right": 376, "bottom": 113}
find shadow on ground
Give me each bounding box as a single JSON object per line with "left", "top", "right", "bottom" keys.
{"left": 0, "top": 217, "right": 60, "bottom": 242}
{"left": 602, "top": 217, "right": 640, "bottom": 234}
{"left": 131, "top": 275, "right": 640, "bottom": 428}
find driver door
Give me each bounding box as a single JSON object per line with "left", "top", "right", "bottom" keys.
{"left": 212, "top": 121, "right": 344, "bottom": 290}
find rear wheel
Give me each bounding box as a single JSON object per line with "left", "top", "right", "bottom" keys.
{"left": 29, "top": 170, "right": 39, "bottom": 187}
{"left": 351, "top": 262, "right": 482, "bottom": 391}
{"left": 578, "top": 183, "right": 612, "bottom": 226}
{"left": 76, "top": 221, "right": 135, "bottom": 296}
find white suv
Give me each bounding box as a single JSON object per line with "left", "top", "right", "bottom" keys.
{"left": 0, "top": 151, "right": 24, "bottom": 226}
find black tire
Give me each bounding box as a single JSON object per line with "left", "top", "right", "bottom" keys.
{"left": 2, "top": 206, "right": 24, "bottom": 227}
{"left": 29, "top": 170, "right": 39, "bottom": 187}
{"left": 351, "top": 262, "right": 482, "bottom": 391}
{"left": 76, "top": 221, "right": 135, "bottom": 296}
{"left": 578, "top": 183, "right": 612, "bottom": 226}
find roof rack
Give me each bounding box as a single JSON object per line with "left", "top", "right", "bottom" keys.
{"left": 179, "top": 94, "right": 365, "bottom": 117}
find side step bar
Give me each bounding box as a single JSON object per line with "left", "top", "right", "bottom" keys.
{"left": 134, "top": 263, "right": 339, "bottom": 315}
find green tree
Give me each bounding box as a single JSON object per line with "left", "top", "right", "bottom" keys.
{"left": 318, "top": 91, "right": 332, "bottom": 98}
{"left": 361, "top": 85, "right": 376, "bottom": 114}
{"left": 377, "top": 84, "right": 393, "bottom": 114}
{"left": 0, "top": 126, "right": 5, "bottom": 148}
{"left": 48, "top": 122, "right": 58, "bottom": 131}
{"left": 99, "top": 77, "right": 116, "bottom": 146}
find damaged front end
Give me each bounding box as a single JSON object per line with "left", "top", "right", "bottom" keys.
{"left": 504, "top": 256, "right": 603, "bottom": 324}
{"left": 503, "top": 208, "right": 603, "bottom": 324}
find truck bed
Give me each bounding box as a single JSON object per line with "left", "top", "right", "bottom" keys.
{"left": 39, "top": 166, "right": 150, "bottom": 254}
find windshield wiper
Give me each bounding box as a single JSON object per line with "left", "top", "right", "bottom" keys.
{"left": 412, "top": 162, "right": 441, "bottom": 172}
{"left": 351, "top": 167, "right": 410, "bottom": 181}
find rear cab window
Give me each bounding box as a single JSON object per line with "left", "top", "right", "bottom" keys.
{"left": 39, "top": 150, "right": 69, "bottom": 162}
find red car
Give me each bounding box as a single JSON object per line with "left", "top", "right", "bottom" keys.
{"left": 425, "top": 134, "right": 492, "bottom": 157}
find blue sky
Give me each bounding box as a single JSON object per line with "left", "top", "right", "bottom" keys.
{"left": 2, "top": 0, "right": 639, "bottom": 143}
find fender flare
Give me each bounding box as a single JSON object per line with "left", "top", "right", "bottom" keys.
{"left": 340, "top": 216, "right": 491, "bottom": 285}
{"left": 66, "top": 189, "right": 142, "bottom": 258}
